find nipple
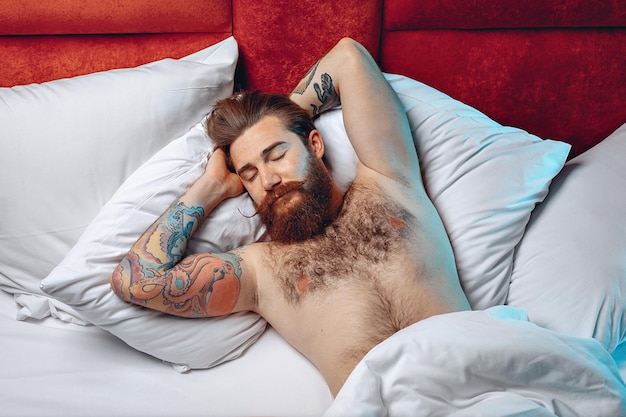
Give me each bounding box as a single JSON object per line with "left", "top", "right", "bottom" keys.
{"left": 389, "top": 217, "right": 406, "bottom": 229}
{"left": 296, "top": 274, "right": 310, "bottom": 293}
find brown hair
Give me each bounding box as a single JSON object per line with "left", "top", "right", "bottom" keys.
{"left": 205, "top": 91, "right": 316, "bottom": 170}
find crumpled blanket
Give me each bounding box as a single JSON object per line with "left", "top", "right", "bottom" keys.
{"left": 324, "top": 306, "right": 626, "bottom": 417}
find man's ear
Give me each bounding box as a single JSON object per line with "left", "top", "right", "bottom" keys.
{"left": 308, "top": 129, "right": 325, "bottom": 159}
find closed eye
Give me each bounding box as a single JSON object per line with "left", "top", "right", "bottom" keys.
{"left": 236, "top": 141, "right": 289, "bottom": 182}
{"left": 239, "top": 167, "right": 258, "bottom": 182}
{"left": 269, "top": 150, "right": 286, "bottom": 162}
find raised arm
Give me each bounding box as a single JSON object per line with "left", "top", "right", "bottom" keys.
{"left": 110, "top": 149, "right": 255, "bottom": 318}
{"left": 290, "top": 38, "right": 421, "bottom": 185}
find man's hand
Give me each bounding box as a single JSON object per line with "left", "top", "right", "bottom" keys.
{"left": 204, "top": 148, "right": 244, "bottom": 200}
{"left": 182, "top": 147, "right": 244, "bottom": 213}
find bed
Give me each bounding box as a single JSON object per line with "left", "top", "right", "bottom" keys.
{"left": 1, "top": 0, "right": 625, "bottom": 416}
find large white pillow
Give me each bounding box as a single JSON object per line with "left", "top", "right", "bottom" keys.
{"left": 0, "top": 37, "right": 238, "bottom": 301}
{"left": 317, "top": 74, "right": 571, "bottom": 309}
{"left": 41, "top": 122, "right": 268, "bottom": 369}
{"left": 508, "top": 122, "right": 626, "bottom": 353}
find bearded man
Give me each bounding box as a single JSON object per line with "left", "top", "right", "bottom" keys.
{"left": 111, "top": 38, "right": 470, "bottom": 396}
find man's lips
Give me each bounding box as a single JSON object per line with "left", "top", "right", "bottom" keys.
{"left": 276, "top": 188, "right": 296, "bottom": 201}
{"left": 272, "top": 189, "right": 300, "bottom": 210}
{"left": 264, "top": 181, "right": 305, "bottom": 208}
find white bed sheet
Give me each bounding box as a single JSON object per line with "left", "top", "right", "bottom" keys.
{"left": 3, "top": 288, "right": 626, "bottom": 417}
{"left": 0, "top": 289, "right": 332, "bottom": 417}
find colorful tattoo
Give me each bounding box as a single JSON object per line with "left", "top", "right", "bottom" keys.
{"left": 128, "top": 203, "right": 203, "bottom": 271}
{"left": 113, "top": 201, "right": 245, "bottom": 317}
{"left": 162, "top": 203, "right": 204, "bottom": 266}
{"left": 128, "top": 252, "right": 243, "bottom": 317}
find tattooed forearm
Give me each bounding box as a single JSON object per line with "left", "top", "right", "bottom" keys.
{"left": 135, "top": 202, "right": 204, "bottom": 272}
{"left": 162, "top": 203, "right": 204, "bottom": 267}
{"left": 112, "top": 201, "right": 246, "bottom": 318}
{"left": 311, "top": 73, "right": 341, "bottom": 118}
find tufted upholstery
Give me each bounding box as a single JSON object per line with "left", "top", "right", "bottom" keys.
{"left": 1, "top": 0, "right": 624, "bottom": 156}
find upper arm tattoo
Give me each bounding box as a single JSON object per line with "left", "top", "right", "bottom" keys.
{"left": 127, "top": 252, "right": 243, "bottom": 318}
{"left": 292, "top": 60, "right": 320, "bottom": 95}
{"left": 292, "top": 61, "right": 341, "bottom": 118}
{"left": 311, "top": 73, "right": 341, "bottom": 118}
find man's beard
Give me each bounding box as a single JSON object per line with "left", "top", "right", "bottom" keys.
{"left": 256, "top": 156, "right": 333, "bottom": 243}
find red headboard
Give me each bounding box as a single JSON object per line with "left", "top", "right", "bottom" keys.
{"left": 1, "top": 0, "right": 625, "bottom": 157}
{"left": 379, "top": 0, "right": 626, "bottom": 157}
{"left": 0, "top": 0, "right": 232, "bottom": 86}
{"left": 231, "top": 0, "right": 383, "bottom": 94}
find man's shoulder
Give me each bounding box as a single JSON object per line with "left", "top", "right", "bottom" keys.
{"left": 234, "top": 241, "right": 270, "bottom": 261}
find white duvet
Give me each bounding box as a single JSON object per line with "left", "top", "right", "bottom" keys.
{"left": 325, "top": 306, "right": 626, "bottom": 417}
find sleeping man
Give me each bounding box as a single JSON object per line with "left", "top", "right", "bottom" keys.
{"left": 109, "top": 38, "right": 626, "bottom": 413}
{"left": 110, "top": 37, "right": 471, "bottom": 396}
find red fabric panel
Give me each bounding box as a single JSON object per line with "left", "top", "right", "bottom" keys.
{"left": 0, "top": 33, "right": 230, "bottom": 87}
{"left": 385, "top": 0, "right": 626, "bottom": 30}
{"left": 233, "top": 0, "right": 383, "bottom": 94}
{"left": 381, "top": 29, "right": 626, "bottom": 157}
{"left": 0, "top": 0, "right": 231, "bottom": 35}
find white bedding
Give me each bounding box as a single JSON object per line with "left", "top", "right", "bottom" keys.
{"left": 5, "top": 283, "right": 624, "bottom": 416}
{"left": 0, "top": 289, "right": 332, "bottom": 417}
{"left": 325, "top": 307, "right": 626, "bottom": 417}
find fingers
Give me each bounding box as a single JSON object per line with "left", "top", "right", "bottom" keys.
{"left": 204, "top": 147, "right": 244, "bottom": 197}
{"left": 207, "top": 147, "right": 230, "bottom": 171}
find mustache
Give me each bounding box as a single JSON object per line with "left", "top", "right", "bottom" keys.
{"left": 255, "top": 180, "right": 306, "bottom": 216}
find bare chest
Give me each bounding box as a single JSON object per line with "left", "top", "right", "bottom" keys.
{"left": 267, "top": 183, "right": 416, "bottom": 304}
{"left": 254, "top": 182, "right": 468, "bottom": 395}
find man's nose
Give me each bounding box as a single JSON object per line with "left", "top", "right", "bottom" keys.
{"left": 260, "top": 168, "right": 280, "bottom": 191}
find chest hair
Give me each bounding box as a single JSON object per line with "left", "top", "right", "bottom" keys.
{"left": 268, "top": 182, "right": 414, "bottom": 304}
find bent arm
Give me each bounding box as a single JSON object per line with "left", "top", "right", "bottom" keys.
{"left": 290, "top": 38, "right": 421, "bottom": 185}
{"left": 110, "top": 149, "right": 254, "bottom": 318}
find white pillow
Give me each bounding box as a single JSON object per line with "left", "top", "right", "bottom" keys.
{"left": 41, "top": 122, "right": 268, "bottom": 369}
{"left": 0, "top": 37, "right": 238, "bottom": 300}
{"left": 317, "top": 74, "right": 571, "bottom": 309}
{"left": 508, "top": 122, "right": 626, "bottom": 353}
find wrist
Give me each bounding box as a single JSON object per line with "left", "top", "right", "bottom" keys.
{"left": 181, "top": 176, "right": 230, "bottom": 214}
